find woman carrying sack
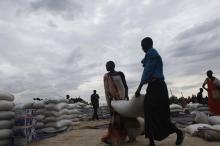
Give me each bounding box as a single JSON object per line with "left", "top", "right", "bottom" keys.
{"left": 203, "top": 70, "right": 220, "bottom": 115}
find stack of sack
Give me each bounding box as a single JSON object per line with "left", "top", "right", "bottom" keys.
{"left": 184, "top": 115, "right": 220, "bottom": 141}
{"left": 170, "top": 104, "right": 194, "bottom": 128}
{"left": 73, "top": 103, "right": 93, "bottom": 121}
{"left": 32, "top": 101, "right": 46, "bottom": 135}
{"left": 99, "top": 106, "right": 110, "bottom": 119}
{"left": 41, "top": 100, "right": 72, "bottom": 134}
{"left": 13, "top": 108, "right": 35, "bottom": 145}
{"left": 0, "top": 92, "right": 15, "bottom": 146}
{"left": 186, "top": 103, "right": 209, "bottom": 113}
{"left": 170, "top": 104, "right": 184, "bottom": 115}
{"left": 66, "top": 104, "right": 81, "bottom": 123}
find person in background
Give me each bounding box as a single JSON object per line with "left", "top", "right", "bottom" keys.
{"left": 197, "top": 88, "right": 204, "bottom": 104}
{"left": 135, "top": 37, "right": 184, "bottom": 146}
{"left": 66, "top": 95, "right": 70, "bottom": 100}
{"left": 91, "top": 90, "right": 100, "bottom": 120}
{"left": 202, "top": 70, "right": 220, "bottom": 115}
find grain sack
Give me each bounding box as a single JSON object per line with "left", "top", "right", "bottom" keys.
{"left": 197, "top": 127, "right": 220, "bottom": 141}
{"left": 170, "top": 104, "right": 182, "bottom": 110}
{"left": 111, "top": 94, "right": 144, "bottom": 118}
{"left": 44, "top": 109, "right": 71, "bottom": 117}
{"left": 0, "top": 101, "right": 14, "bottom": 111}
{"left": 33, "top": 101, "right": 45, "bottom": 109}
{"left": 125, "top": 117, "right": 144, "bottom": 139}
{"left": 0, "top": 92, "right": 14, "bottom": 101}
{"left": 184, "top": 124, "right": 212, "bottom": 136}
{"left": 192, "top": 111, "right": 209, "bottom": 124}
{"left": 0, "top": 129, "right": 13, "bottom": 139}
{"left": 0, "top": 112, "right": 15, "bottom": 120}
{"left": 0, "top": 120, "right": 14, "bottom": 129}
{"left": 45, "top": 99, "right": 67, "bottom": 104}
{"left": 35, "top": 122, "right": 45, "bottom": 129}
{"left": 35, "top": 115, "right": 45, "bottom": 121}
{"left": 208, "top": 116, "right": 220, "bottom": 125}
{"left": 0, "top": 139, "right": 12, "bottom": 146}
{"left": 34, "top": 109, "right": 45, "bottom": 115}
{"left": 22, "top": 102, "right": 34, "bottom": 109}
{"left": 46, "top": 102, "right": 67, "bottom": 111}
{"left": 213, "top": 125, "right": 220, "bottom": 131}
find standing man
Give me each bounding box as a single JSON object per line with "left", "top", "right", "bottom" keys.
{"left": 135, "top": 37, "right": 184, "bottom": 146}
{"left": 91, "top": 90, "right": 100, "bottom": 120}
{"left": 197, "top": 88, "right": 204, "bottom": 104}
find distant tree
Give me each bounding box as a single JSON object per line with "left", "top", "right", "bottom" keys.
{"left": 169, "top": 95, "right": 179, "bottom": 105}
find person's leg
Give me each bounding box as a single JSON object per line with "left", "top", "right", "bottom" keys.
{"left": 92, "top": 107, "right": 96, "bottom": 120}
{"left": 94, "top": 107, "right": 99, "bottom": 120}
{"left": 148, "top": 135, "right": 155, "bottom": 146}
{"left": 169, "top": 122, "right": 184, "bottom": 145}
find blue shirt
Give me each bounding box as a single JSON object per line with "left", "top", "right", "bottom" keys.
{"left": 141, "top": 48, "right": 164, "bottom": 84}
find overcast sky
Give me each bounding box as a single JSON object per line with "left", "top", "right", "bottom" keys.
{"left": 0, "top": 0, "right": 220, "bottom": 104}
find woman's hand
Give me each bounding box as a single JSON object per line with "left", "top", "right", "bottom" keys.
{"left": 135, "top": 83, "right": 144, "bottom": 97}
{"left": 135, "top": 89, "right": 140, "bottom": 97}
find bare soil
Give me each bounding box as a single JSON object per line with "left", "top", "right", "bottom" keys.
{"left": 28, "top": 120, "right": 220, "bottom": 146}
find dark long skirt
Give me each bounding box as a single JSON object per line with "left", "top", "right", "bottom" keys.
{"left": 144, "top": 80, "right": 178, "bottom": 141}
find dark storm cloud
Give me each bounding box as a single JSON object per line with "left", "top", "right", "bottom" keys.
{"left": 29, "top": 0, "right": 83, "bottom": 19}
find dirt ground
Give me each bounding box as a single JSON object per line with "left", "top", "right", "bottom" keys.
{"left": 28, "top": 120, "right": 220, "bottom": 146}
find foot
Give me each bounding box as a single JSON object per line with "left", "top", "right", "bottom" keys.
{"left": 148, "top": 143, "right": 155, "bottom": 146}
{"left": 126, "top": 138, "right": 136, "bottom": 143}
{"left": 176, "top": 130, "right": 184, "bottom": 145}
{"left": 102, "top": 139, "right": 112, "bottom": 145}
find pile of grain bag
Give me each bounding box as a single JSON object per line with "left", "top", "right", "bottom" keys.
{"left": 0, "top": 92, "right": 15, "bottom": 146}
{"left": 185, "top": 116, "right": 220, "bottom": 141}
{"left": 32, "top": 101, "right": 46, "bottom": 134}
{"left": 170, "top": 104, "right": 184, "bottom": 114}
{"left": 41, "top": 100, "right": 72, "bottom": 134}
{"left": 186, "top": 103, "right": 209, "bottom": 113}
{"left": 99, "top": 106, "right": 110, "bottom": 119}
{"left": 73, "top": 103, "right": 93, "bottom": 121}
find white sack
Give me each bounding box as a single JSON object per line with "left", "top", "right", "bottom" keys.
{"left": 192, "top": 111, "right": 209, "bottom": 124}
{"left": 35, "top": 122, "right": 45, "bottom": 129}
{"left": 0, "top": 120, "right": 14, "bottom": 129}
{"left": 33, "top": 101, "right": 45, "bottom": 109}
{"left": 111, "top": 94, "right": 144, "bottom": 118}
{"left": 44, "top": 109, "right": 71, "bottom": 117}
{"left": 0, "top": 92, "right": 14, "bottom": 101}
{"left": 170, "top": 104, "right": 182, "bottom": 110}
{"left": 0, "top": 129, "right": 13, "bottom": 139}
{"left": 185, "top": 124, "right": 212, "bottom": 136}
{"left": 0, "top": 112, "right": 15, "bottom": 120}
{"left": 208, "top": 116, "right": 220, "bottom": 125}
{"left": 0, "top": 139, "right": 12, "bottom": 146}
{"left": 46, "top": 102, "right": 67, "bottom": 111}
{"left": 0, "top": 101, "right": 14, "bottom": 111}
{"left": 212, "top": 125, "right": 220, "bottom": 131}
{"left": 35, "top": 115, "right": 45, "bottom": 121}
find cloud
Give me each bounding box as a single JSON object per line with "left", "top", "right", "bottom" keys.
{"left": 0, "top": 0, "right": 220, "bottom": 103}
{"left": 29, "top": 0, "right": 83, "bottom": 19}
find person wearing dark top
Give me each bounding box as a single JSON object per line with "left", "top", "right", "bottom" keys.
{"left": 91, "top": 90, "right": 100, "bottom": 120}
{"left": 197, "top": 88, "right": 204, "bottom": 104}
{"left": 135, "top": 37, "right": 184, "bottom": 146}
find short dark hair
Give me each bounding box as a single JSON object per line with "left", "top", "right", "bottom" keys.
{"left": 106, "top": 61, "right": 115, "bottom": 68}
{"left": 207, "top": 70, "right": 213, "bottom": 75}
{"left": 141, "top": 37, "right": 153, "bottom": 49}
